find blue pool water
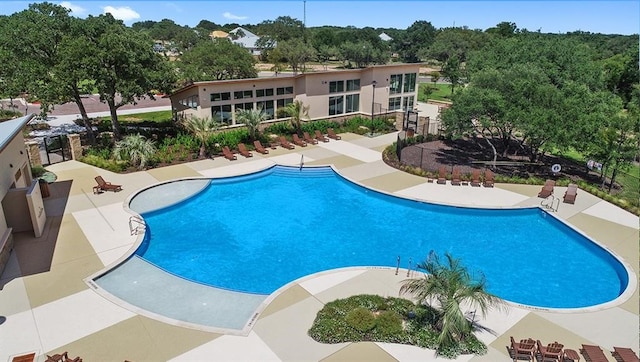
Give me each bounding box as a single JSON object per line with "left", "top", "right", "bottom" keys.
{"left": 134, "top": 166, "right": 628, "bottom": 309}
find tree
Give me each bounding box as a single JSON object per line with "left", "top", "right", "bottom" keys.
{"left": 281, "top": 100, "right": 309, "bottom": 133}
{"left": 400, "top": 252, "right": 503, "bottom": 354}
{"left": 277, "top": 38, "right": 316, "bottom": 74}
{"left": 394, "top": 20, "right": 436, "bottom": 63}
{"left": 113, "top": 134, "right": 156, "bottom": 170}
{"left": 256, "top": 16, "right": 304, "bottom": 42}
{"left": 181, "top": 116, "right": 220, "bottom": 158}
{"left": 86, "top": 14, "right": 175, "bottom": 139}
{"left": 235, "top": 108, "right": 267, "bottom": 140}
{"left": 440, "top": 55, "right": 464, "bottom": 95}
{"left": 485, "top": 22, "right": 518, "bottom": 37}
{"left": 179, "top": 38, "right": 257, "bottom": 82}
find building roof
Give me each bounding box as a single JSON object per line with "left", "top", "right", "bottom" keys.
{"left": 0, "top": 114, "right": 34, "bottom": 153}
{"left": 210, "top": 30, "right": 228, "bottom": 38}
{"left": 379, "top": 32, "right": 393, "bottom": 41}
{"left": 228, "top": 27, "right": 257, "bottom": 38}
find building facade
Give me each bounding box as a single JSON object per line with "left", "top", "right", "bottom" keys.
{"left": 168, "top": 63, "right": 421, "bottom": 126}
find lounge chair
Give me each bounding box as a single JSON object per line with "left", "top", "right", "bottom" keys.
{"left": 222, "top": 146, "right": 237, "bottom": 161}
{"left": 563, "top": 184, "right": 578, "bottom": 204}
{"left": 253, "top": 140, "right": 269, "bottom": 154}
{"left": 237, "top": 143, "right": 253, "bottom": 158}
{"left": 46, "top": 352, "right": 82, "bottom": 362}
{"left": 538, "top": 179, "right": 555, "bottom": 198}
{"left": 436, "top": 166, "right": 447, "bottom": 185}
{"left": 510, "top": 336, "right": 536, "bottom": 361}
{"left": 94, "top": 176, "right": 122, "bottom": 193}
{"left": 470, "top": 169, "right": 481, "bottom": 187}
{"left": 303, "top": 132, "right": 318, "bottom": 145}
{"left": 581, "top": 344, "right": 609, "bottom": 362}
{"left": 327, "top": 128, "right": 341, "bottom": 140}
{"left": 451, "top": 167, "right": 461, "bottom": 186}
{"left": 483, "top": 169, "right": 494, "bottom": 187}
{"left": 613, "top": 347, "right": 639, "bottom": 362}
{"left": 292, "top": 133, "right": 307, "bottom": 147}
{"left": 536, "top": 340, "right": 563, "bottom": 362}
{"left": 279, "top": 136, "right": 295, "bottom": 150}
{"left": 315, "top": 130, "right": 329, "bottom": 142}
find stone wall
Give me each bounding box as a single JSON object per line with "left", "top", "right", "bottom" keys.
{"left": 26, "top": 141, "right": 42, "bottom": 167}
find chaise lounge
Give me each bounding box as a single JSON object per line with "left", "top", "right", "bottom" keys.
{"left": 327, "top": 128, "right": 341, "bottom": 140}
{"left": 238, "top": 143, "right": 253, "bottom": 158}
{"left": 315, "top": 130, "right": 329, "bottom": 142}
{"left": 253, "top": 140, "right": 269, "bottom": 154}
{"left": 222, "top": 146, "right": 237, "bottom": 161}
{"left": 279, "top": 136, "right": 295, "bottom": 150}
{"left": 581, "top": 344, "right": 609, "bottom": 362}
{"left": 303, "top": 132, "right": 318, "bottom": 145}
{"left": 563, "top": 184, "right": 578, "bottom": 204}
{"left": 451, "top": 167, "right": 462, "bottom": 186}
{"left": 94, "top": 176, "right": 122, "bottom": 193}
{"left": 292, "top": 133, "right": 307, "bottom": 147}
{"left": 538, "top": 179, "right": 555, "bottom": 198}
{"left": 613, "top": 346, "right": 639, "bottom": 362}
{"left": 470, "top": 169, "right": 481, "bottom": 187}
{"left": 436, "top": 166, "right": 447, "bottom": 185}
{"left": 483, "top": 169, "right": 495, "bottom": 187}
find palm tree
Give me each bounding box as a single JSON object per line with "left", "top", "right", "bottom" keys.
{"left": 181, "top": 116, "right": 220, "bottom": 158}
{"left": 235, "top": 108, "right": 267, "bottom": 140}
{"left": 400, "top": 252, "right": 504, "bottom": 353}
{"left": 113, "top": 134, "right": 156, "bottom": 170}
{"left": 282, "top": 100, "right": 310, "bottom": 133}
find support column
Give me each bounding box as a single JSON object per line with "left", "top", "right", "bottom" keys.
{"left": 26, "top": 141, "right": 42, "bottom": 167}
{"left": 68, "top": 133, "right": 83, "bottom": 160}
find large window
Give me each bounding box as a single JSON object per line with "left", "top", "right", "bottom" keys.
{"left": 256, "top": 88, "right": 274, "bottom": 97}
{"left": 329, "top": 96, "right": 344, "bottom": 115}
{"left": 388, "top": 97, "right": 401, "bottom": 111}
{"left": 403, "top": 73, "right": 417, "bottom": 93}
{"left": 234, "top": 90, "right": 253, "bottom": 99}
{"left": 179, "top": 95, "right": 198, "bottom": 109}
{"left": 276, "top": 86, "right": 294, "bottom": 95}
{"left": 402, "top": 96, "right": 415, "bottom": 110}
{"left": 210, "top": 92, "right": 231, "bottom": 102}
{"left": 277, "top": 98, "right": 293, "bottom": 109}
{"left": 346, "top": 79, "right": 360, "bottom": 91}
{"left": 345, "top": 94, "right": 359, "bottom": 113}
{"left": 329, "top": 80, "right": 344, "bottom": 93}
{"left": 235, "top": 102, "right": 253, "bottom": 112}
{"left": 256, "top": 100, "right": 274, "bottom": 119}
{"left": 211, "top": 104, "right": 233, "bottom": 124}
{"left": 390, "top": 74, "right": 403, "bottom": 94}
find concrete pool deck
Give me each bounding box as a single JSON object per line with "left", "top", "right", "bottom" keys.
{"left": 1, "top": 131, "right": 638, "bottom": 361}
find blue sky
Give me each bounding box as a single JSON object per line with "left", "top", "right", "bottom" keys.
{"left": 2, "top": 1, "right": 639, "bottom": 35}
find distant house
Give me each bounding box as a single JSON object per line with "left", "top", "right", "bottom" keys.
{"left": 209, "top": 30, "right": 229, "bottom": 39}
{"left": 228, "top": 27, "right": 263, "bottom": 56}
{"left": 379, "top": 32, "right": 393, "bottom": 42}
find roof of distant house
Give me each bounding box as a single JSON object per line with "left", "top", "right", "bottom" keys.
{"left": 229, "top": 27, "right": 257, "bottom": 38}
{"left": 379, "top": 32, "right": 393, "bottom": 41}
{"left": 210, "top": 30, "right": 228, "bottom": 38}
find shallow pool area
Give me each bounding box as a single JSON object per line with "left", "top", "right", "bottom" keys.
{"left": 124, "top": 165, "right": 627, "bottom": 309}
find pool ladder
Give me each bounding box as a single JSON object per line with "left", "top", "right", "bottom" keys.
{"left": 129, "top": 215, "right": 146, "bottom": 235}
{"left": 541, "top": 194, "right": 559, "bottom": 212}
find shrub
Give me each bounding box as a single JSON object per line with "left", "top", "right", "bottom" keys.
{"left": 31, "top": 165, "right": 46, "bottom": 178}
{"left": 374, "top": 311, "right": 403, "bottom": 338}
{"left": 80, "top": 154, "right": 127, "bottom": 172}
{"left": 345, "top": 307, "right": 376, "bottom": 332}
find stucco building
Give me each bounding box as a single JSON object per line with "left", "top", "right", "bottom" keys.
{"left": 168, "top": 63, "right": 420, "bottom": 126}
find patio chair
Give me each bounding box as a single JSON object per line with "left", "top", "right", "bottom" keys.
{"left": 470, "top": 169, "right": 481, "bottom": 187}
{"left": 279, "top": 136, "right": 295, "bottom": 150}
{"left": 510, "top": 336, "right": 536, "bottom": 361}
{"left": 222, "top": 146, "right": 237, "bottom": 161}
{"left": 45, "top": 352, "right": 82, "bottom": 362}
{"left": 237, "top": 143, "right": 253, "bottom": 158}
{"left": 94, "top": 176, "right": 122, "bottom": 193}
{"left": 563, "top": 184, "right": 578, "bottom": 204}
{"left": 451, "top": 167, "right": 462, "bottom": 186}
{"left": 538, "top": 179, "right": 555, "bottom": 198}
{"left": 303, "top": 132, "right": 318, "bottom": 145}
{"left": 483, "top": 169, "right": 495, "bottom": 187}
{"left": 437, "top": 166, "right": 447, "bottom": 185}
{"left": 613, "top": 347, "right": 639, "bottom": 362}
{"left": 315, "top": 130, "right": 329, "bottom": 142}
{"left": 253, "top": 140, "right": 269, "bottom": 154}
{"left": 536, "top": 340, "right": 564, "bottom": 362}
{"left": 327, "top": 128, "right": 341, "bottom": 140}
{"left": 581, "top": 344, "right": 609, "bottom": 362}
{"left": 292, "top": 133, "right": 307, "bottom": 147}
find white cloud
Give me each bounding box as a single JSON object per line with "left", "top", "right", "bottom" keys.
{"left": 59, "top": 1, "right": 87, "bottom": 16}
{"left": 103, "top": 5, "right": 140, "bottom": 22}
{"left": 223, "top": 11, "right": 247, "bottom": 20}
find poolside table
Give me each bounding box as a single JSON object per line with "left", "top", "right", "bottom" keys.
{"left": 564, "top": 349, "right": 579, "bottom": 362}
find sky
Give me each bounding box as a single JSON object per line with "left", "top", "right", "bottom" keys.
{"left": 1, "top": 0, "right": 639, "bottom": 35}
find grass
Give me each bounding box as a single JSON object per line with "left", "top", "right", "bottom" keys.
{"left": 418, "top": 83, "right": 457, "bottom": 103}
{"left": 98, "top": 110, "right": 173, "bottom": 123}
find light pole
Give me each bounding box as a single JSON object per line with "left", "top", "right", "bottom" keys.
{"left": 370, "top": 80, "right": 377, "bottom": 136}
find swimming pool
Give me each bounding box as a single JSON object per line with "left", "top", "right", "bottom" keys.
{"left": 131, "top": 165, "right": 628, "bottom": 309}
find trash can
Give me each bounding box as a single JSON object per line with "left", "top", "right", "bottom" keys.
{"left": 39, "top": 178, "right": 50, "bottom": 198}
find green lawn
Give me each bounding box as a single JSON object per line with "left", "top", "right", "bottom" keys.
{"left": 418, "top": 83, "right": 457, "bottom": 102}
{"left": 98, "top": 110, "right": 173, "bottom": 123}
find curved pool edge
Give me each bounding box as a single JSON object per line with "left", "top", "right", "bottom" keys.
{"left": 84, "top": 161, "right": 638, "bottom": 334}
